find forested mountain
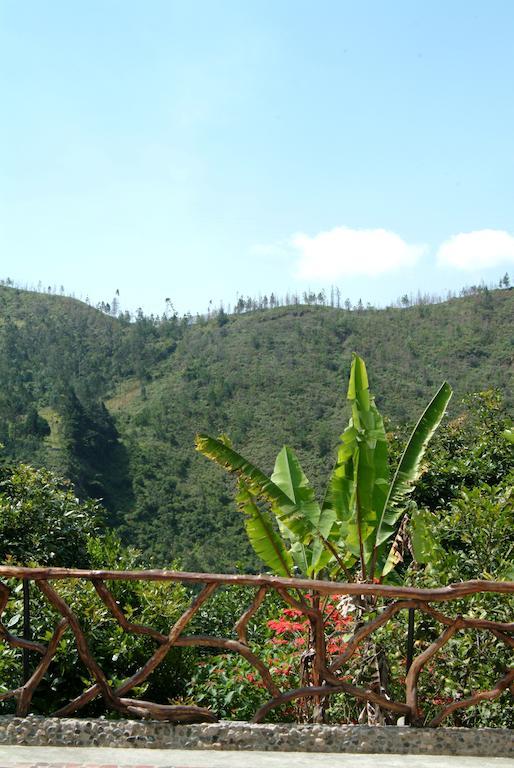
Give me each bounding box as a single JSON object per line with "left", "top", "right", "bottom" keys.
{"left": 0, "top": 283, "right": 512, "bottom": 571}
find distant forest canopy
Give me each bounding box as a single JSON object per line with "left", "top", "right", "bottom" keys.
{"left": 0, "top": 279, "right": 512, "bottom": 571}
{"left": 1, "top": 271, "right": 511, "bottom": 321}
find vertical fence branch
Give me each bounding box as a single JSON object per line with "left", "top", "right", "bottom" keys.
{"left": 405, "top": 619, "right": 462, "bottom": 724}
{"left": 37, "top": 579, "right": 126, "bottom": 713}
{"left": 0, "top": 581, "right": 9, "bottom": 614}
{"left": 234, "top": 586, "right": 267, "bottom": 645}
{"left": 16, "top": 618, "right": 68, "bottom": 716}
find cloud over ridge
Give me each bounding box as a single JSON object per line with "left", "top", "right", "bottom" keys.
{"left": 292, "top": 226, "right": 426, "bottom": 279}
{"left": 436, "top": 229, "right": 514, "bottom": 270}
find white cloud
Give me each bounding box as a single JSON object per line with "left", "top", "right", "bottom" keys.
{"left": 292, "top": 226, "right": 426, "bottom": 280}
{"left": 436, "top": 229, "right": 514, "bottom": 270}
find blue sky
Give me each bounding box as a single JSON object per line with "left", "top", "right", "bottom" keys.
{"left": 1, "top": 1, "right": 514, "bottom": 316}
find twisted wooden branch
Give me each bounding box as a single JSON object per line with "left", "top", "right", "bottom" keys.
{"left": 53, "top": 631, "right": 280, "bottom": 718}
{"left": 0, "top": 625, "right": 46, "bottom": 655}
{"left": 420, "top": 602, "right": 514, "bottom": 633}
{"left": 174, "top": 635, "right": 280, "bottom": 696}
{"left": 310, "top": 597, "right": 327, "bottom": 684}
{"left": 405, "top": 618, "right": 464, "bottom": 723}
{"left": 119, "top": 698, "right": 217, "bottom": 722}
{"left": 329, "top": 600, "right": 418, "bottom": 673}
{"left": 234, "top": 586, "right": 267, "bottom": 645}
{"left": 1, "top": 568, "right": 512, "bottom": 600}
{"left": 252, "top": 682, "right": 410, "bottom": 723}
{"left": 16, "top": 618, "right": 68, "bottom": 716}
{"left": 37, "top": 580, "right": 125, "bottom": 713}
{"left": 277, "top": 588, "right": 318, "bottom": 618}
{"left": 0, "top": 581, "right": 45, "bottom": 654}
{"left": 93, "top": 580, "right": 167, "bottom": 644}
{"left": 53, "top": 582, "right": 218, "bottom": 717}
{"left": 115, "top": 583, "right": 218, "bottom": 696}
{"left": 0, "top": 581, "right": 9, "bottom": 614}
{"left": 492, "top": 629, "right": 514, "bottom": 649}
{"left": 51, "top": 683, "right": 99, "bottom": 717}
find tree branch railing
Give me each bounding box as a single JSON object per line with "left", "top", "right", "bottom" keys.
{"left": 0, "top": 567, "right": 512, "bottom": 726}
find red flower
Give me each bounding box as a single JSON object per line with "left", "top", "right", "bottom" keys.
{"left": 267, "top": 618, "right": 307, "bottom": 634}
{"left": 327, "top": 640, "right": 347, "bottom": 654}
{"left": 283, "top": 608, "right": 303, "bottom": 618}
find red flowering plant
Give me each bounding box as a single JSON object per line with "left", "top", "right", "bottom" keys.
{"left": 266, "top": 594, "right": 359, "bottom": 721}
{"left": 186, "top": 592, "right": 356, "bottom": 722}
{"left": 268, "top": 597, "right": 352, "bottom": 657}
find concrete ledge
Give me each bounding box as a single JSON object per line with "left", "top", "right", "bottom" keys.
{"left": 0, "top": 717, "right": 512, "bottom": 758}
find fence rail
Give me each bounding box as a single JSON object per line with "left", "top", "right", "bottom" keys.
{"left": 0, "top": 567, "right": 512, "bottom": 726}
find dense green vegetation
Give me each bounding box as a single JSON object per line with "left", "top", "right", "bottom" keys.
{"left": 0, "top": 294, "right": 511, "bottom": 725}
{"left": 0, "top": 283, "right": 512, "bottom": 570}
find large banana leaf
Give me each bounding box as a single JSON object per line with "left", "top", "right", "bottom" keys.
{"left": 195, "top": 434, "right": 293, "bottom": 509}
{"left": 236, "top": 480, "right": 294, "bottom": 577}
{"left": 271, "top": 446, "right": 324, "bottom": 538}
{"left": 321, "top": 425, "right": 356, "bottom": 525}
{"left": 373, "top": 381, "right": 452, "bottom": 577}
{"left": 197, "top": 358, "right": 451, "bottom": 583}
{"left": 265, "top": 445, "right": 336, "bottom": 575}
{"left": 327, "top": 355, "right": 389, "bottom": 577}
{"left": 195, "top": 434, "right": 331, "bottom": 576}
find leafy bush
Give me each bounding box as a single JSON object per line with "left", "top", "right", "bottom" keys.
{"left": 403, "top": 479, "right": 514, "bottom": 728}
{"left": 0, "top": 463, "right": 101, "bottom": 567}
{"left": 0, "top": 463, "right": 196, "bottom": 716}
{"left": 0, "top": 533, "right": 195, "bottom": 715}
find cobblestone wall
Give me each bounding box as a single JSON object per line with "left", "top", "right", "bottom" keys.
{"left": 0, "top": 717, "right": 512, "bottom": 758}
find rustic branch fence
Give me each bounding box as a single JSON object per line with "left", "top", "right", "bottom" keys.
{"left": 0, "top": 567, "right": 512, "bottom": 726}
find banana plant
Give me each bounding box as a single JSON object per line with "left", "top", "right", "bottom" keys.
{"left": 195, "top": 354, "right": 452, "bottom": 582}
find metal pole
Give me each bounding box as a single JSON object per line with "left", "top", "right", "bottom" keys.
{"left": 22, "top": 578, "right": 31, "bottom": 684}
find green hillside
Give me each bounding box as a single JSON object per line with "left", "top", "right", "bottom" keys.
{"left": 0, "top": 284, "right": 512, "bottom": 570}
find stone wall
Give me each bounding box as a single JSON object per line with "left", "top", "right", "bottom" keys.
{"left": 0, "top": 717, "right": 512, "bottom": 758}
